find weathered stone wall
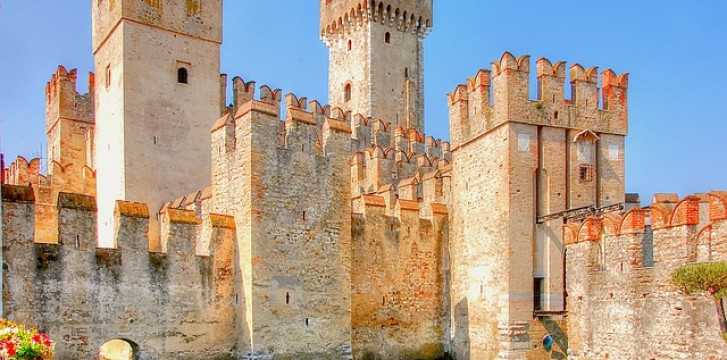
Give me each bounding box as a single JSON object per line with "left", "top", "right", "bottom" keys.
{"left": 211, "top": 90, "right": 354, "bottom": 359}
{"left": 565, "top": 193, "right": 727, "bottom": 360}
{"left": 351, "top": 194, "right": 448, "bottom": 359}
{"left": 2, "top": 185, "right": 237, "bottom": 359}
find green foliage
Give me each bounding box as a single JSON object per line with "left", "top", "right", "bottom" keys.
{"left": 534, "top": 101, "right": 544, "bottom": 110}
{"left": 671, "top": 262, "right": 727, "bottom": 299}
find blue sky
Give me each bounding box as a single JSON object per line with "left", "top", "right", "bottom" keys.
{"left": 0, "top": 1, "right": 725, "bottom": 204}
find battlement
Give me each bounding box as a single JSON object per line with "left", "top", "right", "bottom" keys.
{"left": 350, "top": 115, "right": 450, "bottom": 157}
{"left": 45, "top": 66, "right": 95, "bottom": 132}
{"left": 3, "top": 155, "right": 97, "bottom": 200}
{"left": 4, "top": 156, "right": 47, "bottom": 188}
{"left": 1, "top": 185, "right": 234, "bottom": 259}
{"left": 320, "top": 0, "right": 433, "bottom": 43}
{"left": 45, "top": 66, "right": 94, "bottom": 101}
{"left": 565, "top": 192, "right": 727, "bottom": 359}
{"left": 213, "top": 84, "right": 352, "bottom": 158}
{"left": 449, "top": 52, "right": 629, "bottom": 148}
{"left": 1, "top": 186, "right": 237, "bottom": 359}
{"left": 564, "top": 191, "right": 727, "bottom": 271}
{"left": 350, "top": 142, "right": 450, "bottom": 200}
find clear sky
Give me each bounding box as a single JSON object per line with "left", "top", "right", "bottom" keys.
{"left": 0, "top": 1, "right": 725, "bottom": 204}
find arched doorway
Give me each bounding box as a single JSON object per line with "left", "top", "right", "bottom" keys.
{"left": 99, "top": 339, "right": 138, "bottom": 360}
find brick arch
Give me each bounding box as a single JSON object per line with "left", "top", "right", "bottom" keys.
{"left": 709, "top": 192, "right": 727, "bottom": 221}
{"left": 650, "top": 203, "right": 673, "bottom": 230}
{"left": 601, "top": 214, "right": 621, "bottom": 236}
{"left": 620, "top": 208, "right": 646, "bottom": 234}
{"left": 670, "top": 196, "right": 700, "bottom": 227}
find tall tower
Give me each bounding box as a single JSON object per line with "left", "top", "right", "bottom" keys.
{"left": 321, "top": 0, "right": 432, "bottom": 132}
{"left": 92, "top": 0, "right": 222, "bottom": 247}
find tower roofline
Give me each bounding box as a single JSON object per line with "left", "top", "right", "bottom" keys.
{"left": 320, "top": 0, "right": 433, "bottom": 38}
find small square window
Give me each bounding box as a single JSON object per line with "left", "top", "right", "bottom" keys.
{"left": 578, "top": 165, "right": 594, "bottom": 183}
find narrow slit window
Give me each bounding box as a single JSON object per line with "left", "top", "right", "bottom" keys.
{"left": 105, "top": 65, "right": 111, "bottom": 88}
{"left": 178, "top": 67, "right": 189, "bottom": 84}
{"left": 347, "top": 40, "right": 352, "bottom": 51}
{"left": 344, "top": 83, "right": 352, "bottom": 102}
{"left": 385, "top": 32, "right": 391, "bottom": 43}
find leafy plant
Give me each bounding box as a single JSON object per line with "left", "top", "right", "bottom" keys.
{"left": 671, "top": 262, "right": 727, "bottom": 341}
{"left": 0, "top": 320, "right": 54, "bottom": 360}
{"left": 534, "top": 101, "right": 544, "bottom": 110}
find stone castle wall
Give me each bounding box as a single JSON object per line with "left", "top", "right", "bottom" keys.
{"left": 209, "top": 88, "right": 354, "bottom": 359}
{"left": 565, "top": 193, "right": 727, "bottom": 359}
{"left": 1, "top": 186, "right": 237, "bottom": 360}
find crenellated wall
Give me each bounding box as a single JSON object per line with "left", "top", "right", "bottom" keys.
{"left": 349, "top": 121, "right": 451, "bottom": 201}
{"left": 210, "top": 86, "right": 354, "bottom": 359}
{"left": 350, "top": 193, "right": 449, "bottom": 360}
{"left": 1, "top": 185, "right": 237, "bottom": 359}
{"left": 449, "top": 52, "right": 628, "bottom": 150}
{"left": 565, "top": 192, "right": 727, "bottom": 360}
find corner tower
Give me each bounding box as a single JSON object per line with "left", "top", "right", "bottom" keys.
{"left": 92, "top": 0, "right": 222, "bottom": 247}
{"left": 321, "top": 0, "right": 432, "bottom": 132}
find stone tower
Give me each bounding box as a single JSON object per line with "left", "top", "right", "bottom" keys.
{"left": 448, "top": 53, "right": 627, "bottom": 359}
{"left": 321, "top": 0, "right": 432, "bottom": 133}
{"left": 45, "top": 66, "right": 95, "bottom": 195}
{"left": 92, "top": 0, "right": 222, "bottom": 247}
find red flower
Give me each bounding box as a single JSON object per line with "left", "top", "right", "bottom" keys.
{"left": 2, "top": 340, "right": 17, "bottom": 356}
{"left": 32, "top": 333, "right": 52, "bottom": 347}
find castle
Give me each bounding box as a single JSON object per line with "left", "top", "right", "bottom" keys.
{"left": 2, "top": 1, "right": 726, "bottom": 359}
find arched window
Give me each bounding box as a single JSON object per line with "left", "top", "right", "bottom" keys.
{"left": 344, "top": 83, "right": 352, "bottom": 102}
{"left": 177, "top": 67, "right": 189, "bottom": 84}
{"left": 385, "top": 32, "right": 391, "bottom": 43}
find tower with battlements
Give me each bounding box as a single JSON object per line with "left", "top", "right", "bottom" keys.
{"left": 92, "top": 0, "right": 223, "bottom": 247}
{"left": 448, "top": 52, "right": 628, "bottom": 359}
{"left": 321, "top": 0, "right": 432, "bottom": 133}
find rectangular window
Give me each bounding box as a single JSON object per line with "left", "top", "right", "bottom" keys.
{"left": 578, "top": 165, "right": 594, "bottom": 183}
{"left": 534, "top": 277, "right": 544, "bottom": 311}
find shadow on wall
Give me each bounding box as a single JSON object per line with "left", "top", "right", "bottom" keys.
{"left": 452, "top": 298, "right": 470, "bottom": 360}
{"left": 540, "top": 318, "right": 568, "bottom": 360}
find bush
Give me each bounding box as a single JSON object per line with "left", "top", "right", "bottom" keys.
{"left": 672, "top": 262, "right": 727, "bottom": 342}
{"left": 0, "top": 320, "right": 54, "bottom": 360}
{"left": 671, "top": 262, "right": 727, "bottom": 299}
